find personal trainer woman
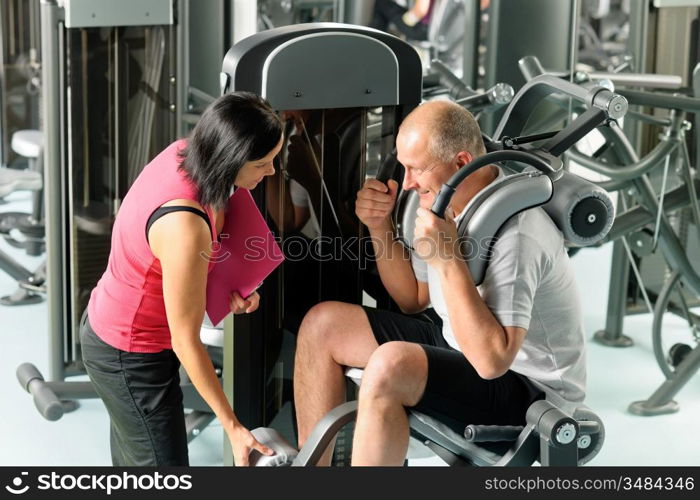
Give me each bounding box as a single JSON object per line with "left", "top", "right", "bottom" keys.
{"left": 80, "top": 91, "right": 284, "bottom": 466}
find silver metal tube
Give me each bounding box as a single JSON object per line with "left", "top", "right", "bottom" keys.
{"left": 598, "top": 119, "right": 700, "bottom": 297}
{"left": 596, "top": 178, "right": 630, "bottom": 192}
{"left": 566, "top": 139, "right": 677, "bottom": 180}
{"left": 617, "top": 88, "right": 700, "bottom": 113}
{"left": 46, "top": 381, "right": 96, "bottom": 398}
{"left": 519, "top": 55, "right": 546, "bottom": 82}
{"left": 41, "top": 0, "right": 65, "bottom": 382}
{"left": 637, "top": 176, "right": 700, "bottom": 297}
{"left": 679, "top": 140, "right": 700, "bottom": 228}
{"left": 493, "top": 74, "right": 627, "bottom": 140}
{"left": 588, "top": 72, "right": 683, "bottom": 90}
{"left": 644, "top": 341, "right": 700, "bottom": 407}
{"left": 188, "top": 85, "right": 216, "bottom": 105}
{"left": 176, "top": 0, "right": 188, "bottom": 136}
{"left": 292, "top": 401, "right": 358, "bottom": 466}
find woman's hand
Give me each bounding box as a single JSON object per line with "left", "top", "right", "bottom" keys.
{"left": 226, "top": 423, "right": 275, "bottom": 466}
{"left": 230, "top": 290, "right": 260, "bottom": 314}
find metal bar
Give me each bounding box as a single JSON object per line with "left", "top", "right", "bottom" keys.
{"left": 588, "top": 72, "right": 683, "bottom": 89}
{"left": 617, "top": 89, "right": 700, "bottom": 113}
{"left": 176, "top": 0, "right": 188, "bottom": 137}
{"left": 81, "top": 29, "right": 89, "bottom": 207}
{"left": 641, "top": 342, "right": 700, "bottom": 409}
{"left": 596, "top": 178, "right": 632, "bottom": 192}
{"left": 679, "top": 140, "right": 700, "bottom": 227}
{"left": 593, "top": 240, "right": 633, "bottom": 347}
{"left": 114, "top": 28, "right": 120, "bottom": 211}
{"left": 599, "top": 120, "right": 700, "bottom": 312}
{"left": 651, "top": 151, "right": 673, "bottom": 250}
{"left": 621, "top": 236, "right": 654, "bottom": 314}
{"left": 566, "top": 139, "right": 677, "bottom": 180}
{"left": 493, "top": 73, "right": 626, "bottom": 140}
{"left": 292, "top": 401, "right": 358, "bottom": 466}
{"left": 622, "top": 0, "right": 648, "bottom": 150}
{"left": 694, "top": 63, "right": 700, "bottom": 171}
{"left": 41, "top": 0, "right": 65, "bottom": 382}
{"left": 625, "top": 109, "right": 673, "bottom": 127}
{"left": 603, "top": 179, "right": 700, "bottom": 242}
{"left": 542, "top": 108, "right": 606, "bottom": 157}
{"left": 44, "top": 381, "right": 96, "bottom": 399}
{"left": 635, "top": 174, "right": 700, "bottom": 296}
{"left": 461, "top": 0, "right": 480, "bottom": 90}
{"left": 0, "top": 248, "right": 33, "bottom": 282}
{"left": 223, "top": 313, "right": 234, "bottom": 466}
{"left": 186, "top": 411, "right": 216, "bottom": 443}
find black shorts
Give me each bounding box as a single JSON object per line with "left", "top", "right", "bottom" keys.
{"left": 80, "top": 313, "right": 188, "bottom": 466}
{"left": 362, "top": 307, "right": 545, "bottom": 434}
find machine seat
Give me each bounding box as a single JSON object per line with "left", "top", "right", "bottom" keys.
{"left": 346, "top": 367, "right": 604, "bottom": 466}
{"left": 0, "top": 168, "right": 42, "bottom": 197}
{"left": 11, "top": 130, "right": 43, "bottom": 159}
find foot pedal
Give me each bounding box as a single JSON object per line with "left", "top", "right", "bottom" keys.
{"left": 19, "top": 280, "right": 46, "bottom": 294}
{"left": 1, "top": 287, "right": 43, "bottom": 306}
{"left": 249, "top": 427, "right": 298, "bottom": 466}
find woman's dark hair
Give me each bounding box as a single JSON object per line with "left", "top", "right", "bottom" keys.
{"left": 178, "top": 91, "right": 283, "bottom": 209}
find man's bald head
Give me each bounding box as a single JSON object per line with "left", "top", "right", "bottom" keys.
{"left": 399, "top": 100, "right": 486, "bottom": 163}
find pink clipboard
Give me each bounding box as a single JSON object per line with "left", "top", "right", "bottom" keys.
{"left": 205, "top": 189, "right": 284, "bottom": 326}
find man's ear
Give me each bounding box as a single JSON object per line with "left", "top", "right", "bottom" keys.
{"left": 456, "top": 151, "right": 473, "bottom": 168}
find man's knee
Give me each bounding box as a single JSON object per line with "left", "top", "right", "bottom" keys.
{"left": 360, "top": 342, "right": 419, "bottom": 402}
{"left": 299, "top": 302, "right": 337, "bottom": 340}
{"left": 297, "top": 301, "right": 349, "bottom": 352}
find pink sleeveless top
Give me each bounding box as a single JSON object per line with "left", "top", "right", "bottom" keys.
{"left": 88, "top": 139, "right": 218, "bottom": 352}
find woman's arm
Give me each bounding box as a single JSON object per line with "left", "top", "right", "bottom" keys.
{"left": 149, "top": 209, "right": 272, "bottom": 465}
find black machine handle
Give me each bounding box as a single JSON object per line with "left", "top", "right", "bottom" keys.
{"left": 431, "top": 149, "right": 558, "bottom": 218}
{"left": 375, "top": 147, "right": 399, "bottom": 184}
{"left": 16, "top": 363, "right": 64, "bottom": 421}
{"left": 430, "top": 59, "right": 477, "bottom": 100}
{"left": 431, "top": 58, "right": 514, "bottom": 112}
{"left": 464, "top": 424, "right": 525, "bottom": 442}
{"left": 455, "top": 83, "right": 515, "bottom": 114}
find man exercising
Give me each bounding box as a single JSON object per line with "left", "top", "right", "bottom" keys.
{"left": 293, "top": 100, "right": 586, "bottom": 466}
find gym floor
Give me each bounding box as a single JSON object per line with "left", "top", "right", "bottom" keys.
{"left": 1, "top": 190, "right": 699, "bottom": 466}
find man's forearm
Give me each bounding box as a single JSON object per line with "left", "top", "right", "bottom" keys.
{"left": 369, "top": 222, "right": 424, "bottom": 313}
{"left": 435, "top": 258, "right": 509, "bottom": 377}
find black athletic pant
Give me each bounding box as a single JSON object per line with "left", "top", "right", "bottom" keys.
{"left": 363, "top": 307, "right": 545, "bottom": 434}
{"left": 80, "top": 313, "right": 189, "bottom": 466}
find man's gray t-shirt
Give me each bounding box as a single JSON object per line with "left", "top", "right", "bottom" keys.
{"left": 411, "top": 186, "right": 586, "bottom": 402}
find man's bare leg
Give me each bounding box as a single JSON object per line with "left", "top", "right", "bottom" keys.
{"left": 351, "top": 342, "right": 428, "bottom": 466}
{"left": 294, "top": 301, "right": 378, "bottom": 465}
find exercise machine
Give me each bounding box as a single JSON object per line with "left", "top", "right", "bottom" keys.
{"left": 219, "top": 21, "right": 422, "bottom": 465}
{"left": 249, "top": 71, "right": 624, "bottom": 466}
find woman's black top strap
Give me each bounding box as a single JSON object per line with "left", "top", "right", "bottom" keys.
{"left": 145, "top": 206, "right": 212, "bottom": 242}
